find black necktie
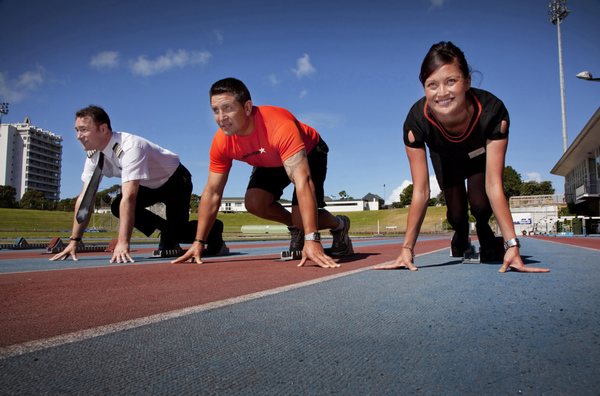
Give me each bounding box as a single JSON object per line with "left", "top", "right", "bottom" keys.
{"left": 76, "top": 152, "right": 104, "bottom": 224}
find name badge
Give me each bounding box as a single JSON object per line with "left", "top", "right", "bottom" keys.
{"left": 468, "top": 147, "right": 486, "bottom": 159}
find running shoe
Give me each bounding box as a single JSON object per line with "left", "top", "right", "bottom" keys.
{"left": 158, "top": 232, "right": 181, "bottom": 251}
{"left": 450, "top": 231, "right": 469, "bottom": 257}
{"left": 330, "top": 215, "right": 353, "bottom": 256}
{"left": 205, "top": 219, "right": 225, "bottom": 255}
{"left": 288, "top": 226, "right": 304, "bottom": 252}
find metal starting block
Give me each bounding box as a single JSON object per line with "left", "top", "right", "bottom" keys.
{"left": 275, "top": 241, "right": 355, "bottom": 261}
{"left": 276, "top": 250, "right": 303, "bottom": 261}
{"left": 0, "top": 237, "right": 48, "bottom": 250}
{"left": 462, "top": 244, "right": 481, "bottom": 264}
{"left": 46, "top": 238, "right": 117, "bottom": 254}
{"left": 152, "top": 248, "right": 185, "bottom": 258}
{"left": 152, "top": 242, "right": 230, "bottom": 258}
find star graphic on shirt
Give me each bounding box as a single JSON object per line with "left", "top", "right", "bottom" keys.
{"left": 259, "top": 147, "right": 266, "bottom": 154}
{"left": 77, "top": 208, "right": 88, "bottom": 220}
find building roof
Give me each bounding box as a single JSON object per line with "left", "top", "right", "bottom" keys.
{"left": 551, "top": 106, "right": 600, "bottom": 176}
{"left": 362, "top": 193, "right": 383, "bottom": 201}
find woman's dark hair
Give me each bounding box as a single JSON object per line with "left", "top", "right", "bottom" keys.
{"left": 75, "top": 105, "right": 112, "bottom": 130}
{"left": 209, "top": 78, "right": 252, "bottom": 105}
{"left": 419, "top": 41, "right": 472, "bottom": 86}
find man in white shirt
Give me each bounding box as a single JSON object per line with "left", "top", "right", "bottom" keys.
{"left": 51, "top": 105, "right": 223, "bottom": 263}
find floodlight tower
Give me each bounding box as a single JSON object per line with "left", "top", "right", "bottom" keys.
{"left": 0, "top": 103, "right": 8, "bottom": 124}
{"left": 548, "top": 0, "right": 570, "bottom": 153}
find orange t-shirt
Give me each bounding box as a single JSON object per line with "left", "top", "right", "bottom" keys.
{"left": 209, "top": 106, "right": 320, "bottom": 173}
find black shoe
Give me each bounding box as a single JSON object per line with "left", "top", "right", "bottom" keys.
{"left": 476, "top": 223, "right": 501, "bottom": 261}
{"left": 288, "top": 226, "right": 304, "bottom": 252}
{"left": 330, "top": 215, "right": 353, "bottom": 256}
{"left": 158, "top": 232, "right": 181, "bottom": 251}
{"left": 205, "top": 219, "right": 224, "bottom": 255}
{"left": 450, "top": 232, "right": 469, "bottom": 257}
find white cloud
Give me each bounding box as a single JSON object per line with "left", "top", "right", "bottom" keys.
{"left": 525, "top": 172, "right": 542, "bottom": 182}
{"left": 268, "top": 74, "right": 281, "bottom": 86}
{"left": 429, "top": 0, "right": 445, "bottom": 9}
{"left": 16, "top": 69, "right": 44, "bottom": 90}
{"left": 90, "top": 51, "right": 120, "bottom": 70}
{"left": 429, "top": 175, "right": 441, "bottom": 199}
{"left": 387, "top": 177, "right": 441, "bottom": 205}
{"left": 296, "top": 112, "right": 342, "bottom": 129}
{"left": 0, "top": 66, "right": 46, "bottom": 103}
{"left": 389, "top": 180, "right": 412, "bottom": 205}
{"left": 299, "top": 89, "right": 308, "bottom": 99}
{"left": 291, "top": 54, "right": 316, "bottom": 78}
{"left": 213, "top": 30, "right": 223, "bottom": 44}
{"left": 130, "top": 49, "right": 212, "bottom": 76}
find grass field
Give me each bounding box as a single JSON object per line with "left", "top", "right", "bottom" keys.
{"left": 0, "top": 206, "right": 450, "bottom": 240}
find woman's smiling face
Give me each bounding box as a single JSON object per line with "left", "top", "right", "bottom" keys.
{"left": 424, "top": 62, "right": 471, "bottom": 118}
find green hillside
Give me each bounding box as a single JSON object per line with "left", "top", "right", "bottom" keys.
{"left": 0, "top": 206, "right": 449, "bottom": 240}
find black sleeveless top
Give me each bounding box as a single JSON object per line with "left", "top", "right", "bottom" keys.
{"left": 403, "top": 88, "right": 509, "bottom": 160}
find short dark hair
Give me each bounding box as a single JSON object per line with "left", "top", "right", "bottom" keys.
{"left": 75, "top": 105, "right": 112, "bottom": 130}
{"left": 419, "top": 42, "right": 472, "bottom": 86}
{"left": 209, "top": 78, "right": 251, "bottom": 105}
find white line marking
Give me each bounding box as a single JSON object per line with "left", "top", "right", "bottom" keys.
{"left": 0, "top": 250, "right": 442, "bottom": 359}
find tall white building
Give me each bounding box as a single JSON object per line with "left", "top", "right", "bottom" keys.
{"left": 0, "top": 117, "right": 63, "bottom": 201}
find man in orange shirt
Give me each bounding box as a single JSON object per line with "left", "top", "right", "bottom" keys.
{"left": 174, "top": 78, "right": 352, "bottom": 268}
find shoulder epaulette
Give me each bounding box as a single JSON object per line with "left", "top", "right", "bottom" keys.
{"left": 112, "top": 143, "right": 123, "bottom": 158}
{"left": 87, "top": 150, "right": 97, "bottom": 159}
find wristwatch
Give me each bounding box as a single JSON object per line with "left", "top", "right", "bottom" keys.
{"left": 304, "top": 232, "right": 321, "bottom": 242}
{"left": 69, "top": 236, "right": 82, "bottom": 242}
{"left": 504, "top": 238, "right": 521, "bottom": 250}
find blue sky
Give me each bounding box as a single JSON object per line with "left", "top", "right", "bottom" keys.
{"left": 1, "top": 0, "right": 599, "bottom": 204}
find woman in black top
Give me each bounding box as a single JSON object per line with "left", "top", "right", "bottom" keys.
{"left": 376, "top": 42, "right": 548, "bottom": 273}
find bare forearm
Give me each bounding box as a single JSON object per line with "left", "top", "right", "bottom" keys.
{"left": 295, "top": 177, "right": 319, "bottom": 234}
{"left": 117, "top": 195, "right": 136, "bottom": 244}
{"left": 195, "top": 192, "right": 222, "bottom": 240}
{"left": 487, "top": 184, "right": 516, "bottom": 241}
{"left": 403, "top": 189, "right": 429, "bottom": 248}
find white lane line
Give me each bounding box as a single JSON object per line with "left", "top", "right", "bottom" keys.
{"left": 0, "top": 265, "right": 374, "bottom": 359}
{"left": 0, "top": 249, "right": 443, "bottom": 360}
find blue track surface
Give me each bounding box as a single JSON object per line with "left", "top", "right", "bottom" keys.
{"left": 1, "top": 237, "right": 598, "bottom": 395}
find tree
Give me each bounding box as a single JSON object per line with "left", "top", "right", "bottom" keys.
{"left": 0, "top": 185, "right": 17, "bottom": 208}
{"left": 520, "top": 180, "right": 555, "bottom": 196}
{"left": 503, "top": 166, "right": 522, "bottom": 201}
{"left": 20, "top": 190, "right": 46, "bottom": 210}
{"left": 399, "top": 184, "right": 413, "bottom": 207}
{"left": 338, "top": 190, "right": 353, "bottom": 200}
{"left": 56, "top": 198, "right": 77, "bottom": 212}
{"left": 436, "top": 191, "right": 446, "bottom": 206}
{"left": 428, "top": 197, "right": 438, "bottom": 206}
{"left": 190, "top": 194, "right": 201, "bottom": 213}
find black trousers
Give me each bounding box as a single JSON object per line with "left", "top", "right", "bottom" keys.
{"left": 111, "top": 164, "right": 198, "bottom": 243}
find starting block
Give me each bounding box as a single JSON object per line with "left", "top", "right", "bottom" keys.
{"left": 462, "top": 244, "right": 481, "bottom": 264}
{"left": 276, "top": 250, "right": 303, "bottom": 261}
{"left": 151, "top": 242, "right": 230, "bottom": 258}
{"left": 0, "top": 237, "right": 52, "bottom": 250}
{"left": 275, "top": 241, "right": 355, "bottom": 262}
{"left": 46, "top": 238, "right": 116, "bottom": 254}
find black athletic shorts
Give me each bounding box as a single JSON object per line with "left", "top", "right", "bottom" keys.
{"left": 431, "top": 151, "right": 486, "bottom": 190}
{"left": 247, "top": 137, "right": 328, "bottom": 207}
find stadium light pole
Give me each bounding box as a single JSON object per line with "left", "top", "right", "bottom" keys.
{"left": 548, "top": 0, "right": 570, "bottom": 153}
{"left": 0, "top": 103, "right": 8, "bottom": 125}
{"left": 576, "top": 71, "right": 600, "bottom": 82}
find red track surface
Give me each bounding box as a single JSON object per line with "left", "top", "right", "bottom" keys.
{"left": 0, "top": 238, "right": 449, "bottom": 348}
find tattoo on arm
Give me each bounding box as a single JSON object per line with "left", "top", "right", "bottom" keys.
{"left": 283, "top": 149, "right": 307, "bottom": 182}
